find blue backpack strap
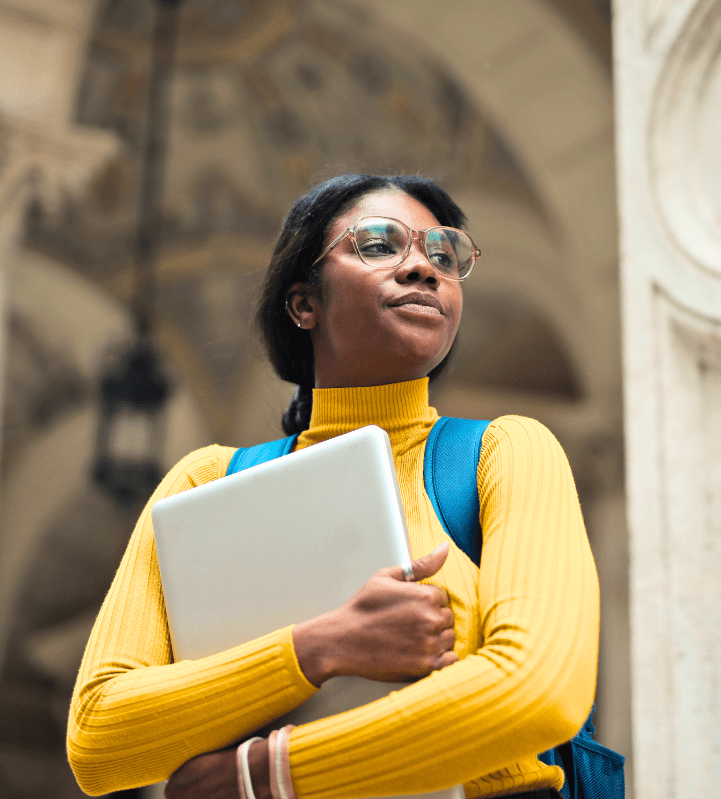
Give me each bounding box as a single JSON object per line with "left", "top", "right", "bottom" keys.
{"left": 226, "top": 434, "right": 297, "bottom": 476}
{"left": 423, "top": 416, "right": 490, "bottom": 565}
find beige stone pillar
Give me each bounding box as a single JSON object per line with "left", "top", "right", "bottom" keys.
{"left": 613, "top": 1, "right": 721, "bottom": 796}
{"left": 0, "top": 0, "right": 116, "bottom": 470}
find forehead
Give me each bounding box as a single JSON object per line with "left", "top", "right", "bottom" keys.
{"left": 325, "top": 190, "right": 442, "bottom": 242}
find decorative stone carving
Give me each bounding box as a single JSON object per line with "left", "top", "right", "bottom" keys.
{"left": 0, "top": 0, "right": 118, "bottom": 231}
{"left": 0, "top": 111, "right": 116, "bottom": 224}
{"left": 649, "top": 0, "right": 721, "bottom": 277}
{"left": 95, "top": 0, "right": 300, "bottom": 68}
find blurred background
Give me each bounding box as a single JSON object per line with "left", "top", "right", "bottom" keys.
{"left": 0, "top": 0, "right": 627, "bottom": 796}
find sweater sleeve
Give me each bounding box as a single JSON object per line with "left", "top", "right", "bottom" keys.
{"left": 286, "top": 416, "right": 599, "bottom": 799}
{"left": 67, "top": 445, "right": 318, "bottom": 796}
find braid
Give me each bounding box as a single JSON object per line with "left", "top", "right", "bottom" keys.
{"left": 281, "top": 384, "right": 314, "bottom": 435}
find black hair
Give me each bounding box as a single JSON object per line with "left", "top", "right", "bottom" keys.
{"left": 255, "top": 174, "right": 467, "bottom": 435}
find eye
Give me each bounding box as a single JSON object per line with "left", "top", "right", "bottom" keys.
{"left": 354, "top": 218, "right": 408, "bottom": 263}
{"left": 425, "top": 228, "right": 458, "bottom": 276}
{"left": 359, "top": 237, "right": 398, "bottom": 258}
{"left": 430, "top": 252, "right": 457, "bottom": 272}
{"left": 426, "top": 240, "right": 459, "bottom": 274}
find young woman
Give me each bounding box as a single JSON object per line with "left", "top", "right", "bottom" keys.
{"left": 68, "top": 175, "right": 599, "bottom": 799}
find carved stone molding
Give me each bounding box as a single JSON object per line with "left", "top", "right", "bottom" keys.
{"left": 648, "top": 0, "right": 721, "bottom": 278}
{"left": 649, "top": 285, "right": 721, "bottom": 794}
{"left": 0, "top": 112, "right": 116, "bottom": 224}
{"left": 0, "top": 0, "right": 118, "bottom": 236}
{"left": 95, "top": 0, "right": 300, "bottom": 69}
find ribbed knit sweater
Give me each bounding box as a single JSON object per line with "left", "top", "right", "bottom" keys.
{"left": 68, "top": 379, "right": 599, "bottom": 798}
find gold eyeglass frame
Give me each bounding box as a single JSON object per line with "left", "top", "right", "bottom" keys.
{"left": 312, "top": 215, "right": 481, "bottom": 281}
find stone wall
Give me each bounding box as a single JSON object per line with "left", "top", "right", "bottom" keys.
{"left": 614, "top": 0, "right": 721, "bottom": 795}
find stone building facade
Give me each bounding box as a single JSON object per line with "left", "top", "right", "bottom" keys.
{"left": 614, "top": 1, "right": 721, "bottom": 796}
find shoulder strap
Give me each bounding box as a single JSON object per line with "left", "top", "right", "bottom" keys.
{"left": 226, "top": 434, "right": 298, "bottom": 476}
{"left": 423, "top": 416, "right": 490, "bottom": 565}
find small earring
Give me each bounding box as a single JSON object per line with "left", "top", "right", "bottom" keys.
{"left": 297, "top": 321, "right": 302, "bottom": 328}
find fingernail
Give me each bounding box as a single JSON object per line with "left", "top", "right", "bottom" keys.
{"left": 431, "top": 542, "right": 449, "bottom": 555}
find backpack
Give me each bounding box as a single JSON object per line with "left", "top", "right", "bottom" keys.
{"left": 226, "top": 417, "right": 625, "bottom": 799}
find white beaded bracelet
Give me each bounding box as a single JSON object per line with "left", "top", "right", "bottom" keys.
{"left": 237, "top": 725, "right": 296, "bottom": 799}
{"left": 237, "top": 736, "right": 264, "bottom": 799}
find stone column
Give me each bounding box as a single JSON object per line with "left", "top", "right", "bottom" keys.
{"left": 0, "top": 0, "right": 116, "bottom": 475}
{"left": 613, "top": 2, "right": 721, "bottom": 796}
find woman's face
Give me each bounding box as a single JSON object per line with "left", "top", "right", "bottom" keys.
{"left": 291, "top": 189, "right": 463, "bottom": 389}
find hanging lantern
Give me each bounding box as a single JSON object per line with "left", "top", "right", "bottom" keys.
{"left": 92, "top": 0, "right": 181, "bottom": 512}
{"left": 92, "top": 337, "right": 170, "bottom": 507}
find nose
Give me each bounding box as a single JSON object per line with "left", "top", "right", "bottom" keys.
{"left": 394, "top": 236, "right": 438, "bottom": 286}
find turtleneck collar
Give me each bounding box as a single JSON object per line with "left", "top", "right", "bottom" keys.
{"left": 296, "top": 378, "right": 439, "bottom": 459}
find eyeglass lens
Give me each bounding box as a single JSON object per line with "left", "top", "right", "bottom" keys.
{"left": 353, "top": 217, "right": 474, "bottom": 278}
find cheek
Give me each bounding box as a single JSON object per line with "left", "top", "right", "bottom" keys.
{"left": 322, "top": 269, "right": 381, "bottom": 318}
{"left": 454, "top": 287, "right": 463, "bottom": 316}
{"left": 448, "top": 287, "right": 463, "bottom": 331}
{"left": 318, "top": 275, "right": 376, "bottom": 344}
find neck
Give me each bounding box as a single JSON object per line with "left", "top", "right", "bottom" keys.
{"left": 295, "top": 378, "right": 439, "bottom": 459}
{"left": 313, "top": 361, "right": 433, "bottom": 390}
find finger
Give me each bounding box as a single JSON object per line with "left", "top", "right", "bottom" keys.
{"left": 428, "top": 585, "right": 450, "bottom": 607}
{"left": 437, "top": 606, "right": 455, "bottom": 630}
{"left": 436, "top": 650, "right": 460, "bottom": 670}
{"left": 424, "top": 609, "right": 455, "bottom": 639}
{"left": 439, "top": 626, "right": 456, "bottom": 651}
{"left": 389, "top": 541, "right": 449, "bottom": 583}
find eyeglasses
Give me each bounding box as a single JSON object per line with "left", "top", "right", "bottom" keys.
{"left": 312, "top": 216, "right": 480, "bottom": 281}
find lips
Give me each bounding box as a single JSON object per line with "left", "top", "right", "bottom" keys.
{"left": 388, "top": 292, "right": 444, "bottom": 314}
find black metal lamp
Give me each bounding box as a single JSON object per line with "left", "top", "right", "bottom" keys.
{"left": 92, "top": 0, "right": 182, "bottom": 514}
{"left": 93, "top": 337, "right": 170, "bottom": 507}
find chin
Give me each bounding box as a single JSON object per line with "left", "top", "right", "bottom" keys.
{"left": 400, "top": 336, "right": 451, "bottom": 369}
{"left": 397, "top": 350, "right": 449, "bottom": 381}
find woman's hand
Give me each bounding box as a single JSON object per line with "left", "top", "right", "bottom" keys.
{"left": 165, "top": 747, "right": 241, "bottom": 799}
{"left": 293, "top": 542, "right": 458, "bottom": 686}
{"left": 166, "top": 739, "right": 271, "bottom": 799}
{"left": 166, "top": 544, "right": 456, "bottom": 799}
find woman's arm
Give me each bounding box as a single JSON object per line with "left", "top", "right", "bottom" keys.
{"left": 67, "top": 446, "right": 319, "bottom": 795}
{"left": 238, "top": 416, "right": 599, "bottom": 799}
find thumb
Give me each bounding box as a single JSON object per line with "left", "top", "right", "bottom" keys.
{"left": 403, "top": 541, "right": 450, "bottom": 582}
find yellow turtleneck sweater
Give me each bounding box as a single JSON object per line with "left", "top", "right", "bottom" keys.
{"left": 68, "top": 379, "right": 598, "bottom": 798}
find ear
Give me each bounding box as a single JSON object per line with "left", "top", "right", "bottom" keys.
{"left": 285, "top": 282, "right": 319, "bottom": 330}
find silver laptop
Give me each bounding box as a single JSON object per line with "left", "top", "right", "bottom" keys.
{"left": 152, "top": 425, "right": 464, "bottom": 799}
